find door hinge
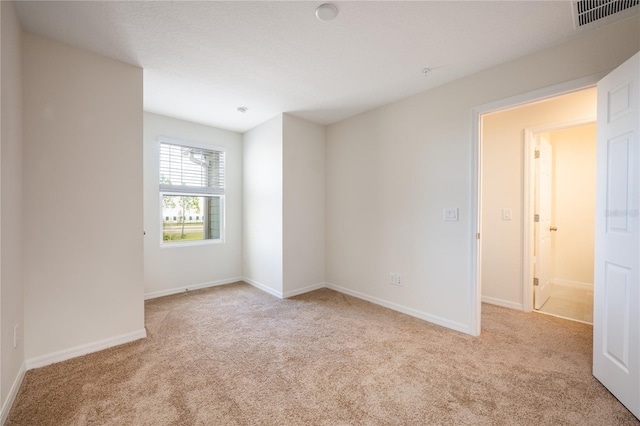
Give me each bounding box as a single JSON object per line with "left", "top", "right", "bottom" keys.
{"left": 476, "top": 233, "right": 480, "bottom": 240}
{"left": 533, "top": 277, "right": 539, "bottom": 286}
{"left": 534, "top": 214, "right": 540, "bottom": 222}
{"left": 534, "top": 149, "right": 540, "bottom": 159}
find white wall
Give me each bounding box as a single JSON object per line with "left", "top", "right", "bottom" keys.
{"left": 22, "top": 33, "right": 145, "bottom": 361}
{"left": 326, "top": 17, "right": 639, "bottom": 333}
{"left": 143, "top": 112, "right": 243, "bottom": 297}
{"left": 243, "top": 115, "right": 284, "bottom": 296}
{"left": 482, "top": 89, "right": 597, "bottom": 308}
{"left": 550, "top": 124, "right": 597, "bottom": 286}
{"left": 0, "top": 0, "right": 25, "bottom": 415}
{"left": 282, "top": 114, "right": 325, "bottom": 297}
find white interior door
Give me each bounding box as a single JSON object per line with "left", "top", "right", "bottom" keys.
{"left": 534, "top": 136, "right": 553, "bottom": 310}
{"left": 593, "top": 52, "right": 640, "bottom": 419}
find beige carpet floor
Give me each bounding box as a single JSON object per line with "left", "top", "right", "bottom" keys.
{"left": 7, "top": 282, "right": 639, "bottom": 425}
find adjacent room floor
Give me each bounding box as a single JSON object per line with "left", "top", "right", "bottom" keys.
{"left": 536, "top": 282, "right": 594, "bottom": 324}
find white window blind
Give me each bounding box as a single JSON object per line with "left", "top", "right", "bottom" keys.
{"left": 159, "top": 141, "right": 225, "bottom": 195}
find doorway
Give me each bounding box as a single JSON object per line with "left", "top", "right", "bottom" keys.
{"left": 471, "top": 52, "right": 640, "bottom": 419}
{"left": 529, "top": 124, "right": 597, "bottom": 324}
{"left": 477, "top": 86, "right": 597, "bottom": 323}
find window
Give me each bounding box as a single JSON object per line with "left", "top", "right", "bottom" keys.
{"left": 159, "top": 138, "right": 225, "bottom": 244}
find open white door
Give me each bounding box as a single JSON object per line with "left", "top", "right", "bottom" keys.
{"left": 534, "top": 136, "right": 553, "bottom": 310}
{"left": 593, "top": 52, "right": 640, "bottom": 419}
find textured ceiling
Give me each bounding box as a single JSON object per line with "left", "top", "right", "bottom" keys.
{"left": 11, "top": 1, "right": 632, "bottom": 132}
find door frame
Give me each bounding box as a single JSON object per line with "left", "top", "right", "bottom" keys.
{"left": 470, "top": 73, "right": 606, "bottom": 335}
{"left": 522, "top": 119, "right": 596, "bottom": 312}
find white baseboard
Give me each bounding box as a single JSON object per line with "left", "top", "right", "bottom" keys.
{"left": 237, "top": 279, "right": 326, "bottom": 299}
{"left": 243, "top": 277, "right": 284, "bottom": 299}
{"left": 326, "top": 282, "right": 471, "bottom": 335}
{"left": 0, "top": 361, "right": 26, "bottom": 425}
{"left": 553, "top": 279, "right": 593, "bottom": 290}
{"left": 25, "top": 328, "right": 147, "bottom": 370}
{"left": 144, "top": 277, "right": 244, "bottom": 300}
{"left": 283, "top": 282, "right": 326, "bottom": 298}
{"left": 481, "top": 295, "right": 524, "bottom": 311}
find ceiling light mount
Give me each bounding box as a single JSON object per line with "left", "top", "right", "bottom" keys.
{"left": 315, "top": 3, "right": 338, "bottom": 21}
{"left": 237, "top": 107, "right": 248, "bottom": 113}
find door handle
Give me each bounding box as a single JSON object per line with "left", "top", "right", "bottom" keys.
{"left": 550, "top": 227, "right": 558, "bottom": 231}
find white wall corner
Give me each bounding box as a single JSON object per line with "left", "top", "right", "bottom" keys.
{"left": 25, "top": 329, "right": 147, "bottom": 371}
{"left": 243, "top": 277, "right": 284, "bottom": 299}
{"left": 326, "top": 282, "right": 472, "bottom": 335}
{"left": 144, "top": 277, "right": 244, "bottom": 300}
{"left": 481, "top": 295, "right": 524, "bottom": 311}
{"left": 0, "top": 361, "right": 26, "bottom": 425}
{"left": 242, "top": 115, "right": 284, "bottom": 299}
{"left": 283, "top": 282, "right": 326, "bottom": 298}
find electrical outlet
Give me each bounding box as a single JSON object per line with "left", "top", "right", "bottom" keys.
{"left": 13, "top": 323, "right": 18, "bottom": 348}
{"left": 396, "top": 274, "right": 403, "bottom": 286}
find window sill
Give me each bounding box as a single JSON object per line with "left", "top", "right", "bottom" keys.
{"left": 160, "top": 239, "right": 224, "bottom": 248}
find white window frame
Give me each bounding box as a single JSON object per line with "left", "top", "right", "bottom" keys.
{"left": 158, "top": 136, "right": 226, "bottom": 247}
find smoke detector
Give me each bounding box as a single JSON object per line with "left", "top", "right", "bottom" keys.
{"left": 316, "top": 4, "right": 338, "bottom": 21}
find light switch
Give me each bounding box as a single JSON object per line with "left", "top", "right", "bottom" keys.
{"left": 443, "top": 208, "right": 458, "bottom": 221}
{"left": 502, "top": 208, "right": 512, "bottom": 221}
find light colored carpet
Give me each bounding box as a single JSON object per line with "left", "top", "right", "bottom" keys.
{"left": 7, "top": 282, "right": 639, "bottom": 425}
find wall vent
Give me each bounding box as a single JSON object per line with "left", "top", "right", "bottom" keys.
{"left": 573, "top": 0, "right": 639, "bottom": 28}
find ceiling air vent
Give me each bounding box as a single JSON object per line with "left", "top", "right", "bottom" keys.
{"left": 573, "top": 0, "right": 639, "bottom": 28}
